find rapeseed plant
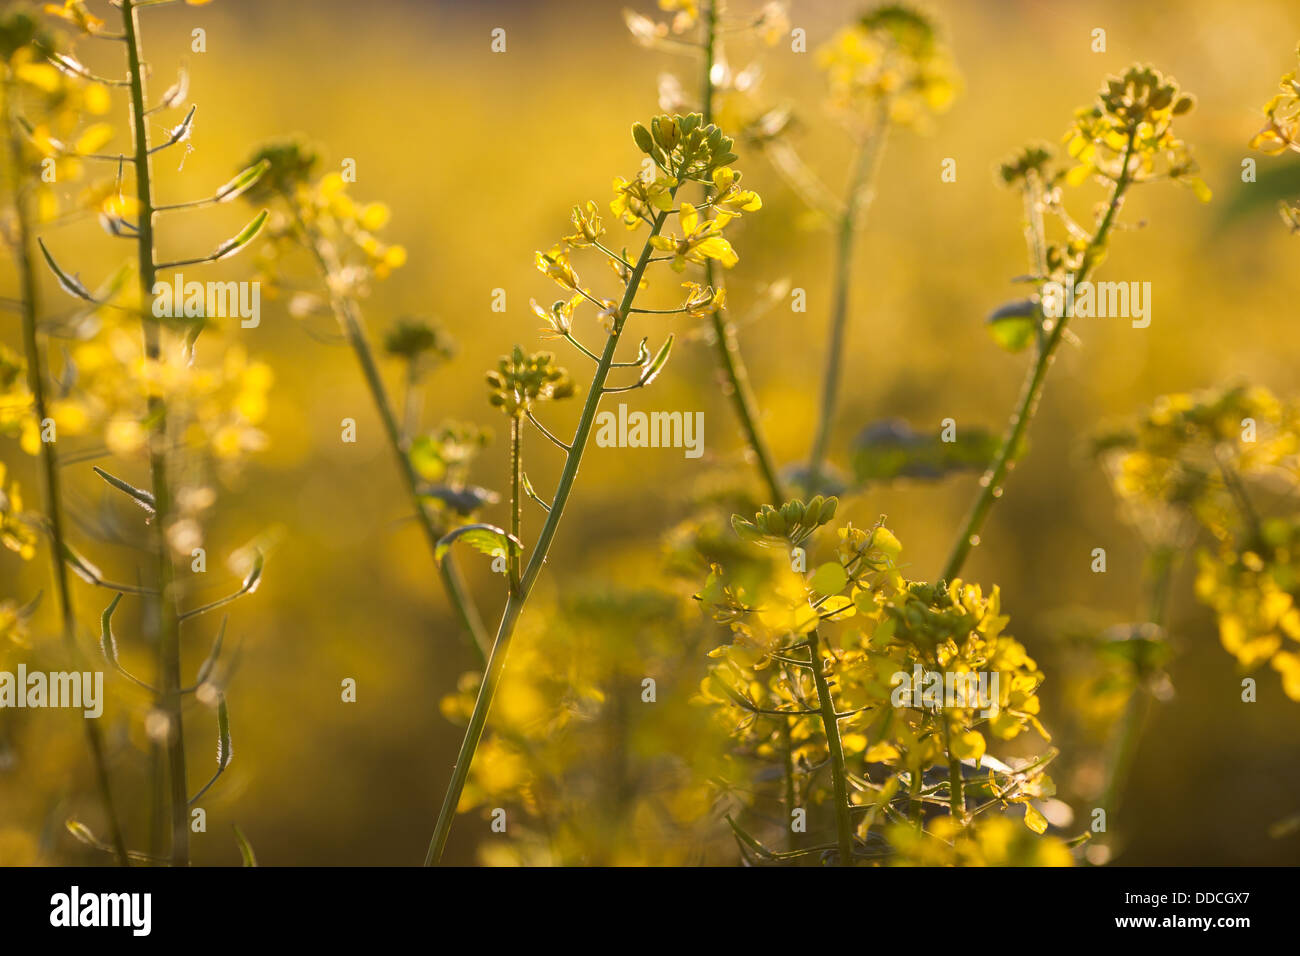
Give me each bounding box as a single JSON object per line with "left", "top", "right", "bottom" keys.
{"left": 424, "top": 111, "right": 759, "bottom": 865}
{"left": 5, "top": 0, "right": 274, "bottom": 866}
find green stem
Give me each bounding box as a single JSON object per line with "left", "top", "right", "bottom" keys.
{"left": 780, "top": 715, "right": 796, "bottom": 851}
{"left": 508, "top": 416, "right": 522, "bottom": 591}
{"left": 4, "top": 80, "right": 129, "bottom": 868}
{"left": 941, "top": 717, "right": 965, "bottom": 823}
{"left": 122, "top": 0, "right": 188, "bottom": 867}
{"left": 807, "top": 630, "right": 853, "bottom": 864}
{"left": 424, "top": 204, "right": 675, "bottom": 866}
{"left": 295, "top": 213, "right": 489, "bottom": 666}
{"left": 698, "top": 0, "right": 783, "bottom": 506}
{"left": 806, "top": 107, "right": 890, "bottom": 495}
{"left": 939, "top": 130, "right": 1138, "bottom": 583}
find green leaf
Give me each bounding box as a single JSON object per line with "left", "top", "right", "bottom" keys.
{"left": 731, "top": 515, "right": 763, "bottom": 543}
{"left": 92, "top": 466, "right": 156, "bottom": 515}
{"left": 212, "top": 209, "right": 269, "bottom": 261}
{"left": 434, "top": 523, "right": 522, "bottom": 564}
{"left": 37, "top": 239, "right": 97, "bottom": 302}
{"left": 408, "top": 435, "right": 447, "bottom": 481}
{"left": 215, "top": 694, "right": 232, "bottom": 771}
{"left": 62, "top": 541, "right": 103, "bottom": 585}
{"left": 852, "top": 419, "right": 999, "bottom": 485}
{"left": 15, "top": 589, "right": 43, "bottom": 621}
{"left": 98, "top": 593, "right": 124, "bottom": 667}
{"left": 232, "top": 824, "right": 258, "bottom": 866}
{"left": 987, "top": 299, "right": 1038, "bottom": 353}
{"left": 870, "top": 614, "right": 897, "bottom": 647}
{"left": 638, "top": 334, "right": 674, "bottom": 387}
{"left": 810, "top": 561, "right": 848, "bottom": 596}
{"left": 242, "top": 551, "right": 265, "bottom": 595}
{"left": 214, "top": 159, "right": 270, "bottom": 203}
{"left": 194, "top": 618, "right": 227, "bottom": 687}
{"left": 65, "top": 820, "right": 98, "bottom": 848}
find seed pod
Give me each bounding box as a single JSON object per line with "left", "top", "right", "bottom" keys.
{"left": 631, "top": 122, "right": 653, "bottom": 154}
{"left": 804, "top": 495, "right": 824, "bottom": 527}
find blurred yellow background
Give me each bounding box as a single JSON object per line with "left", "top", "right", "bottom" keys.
{"left": 3, "top": 0, "right": 1299, "bottom": 865}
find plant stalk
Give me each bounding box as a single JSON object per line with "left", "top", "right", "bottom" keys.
{"left": 424, "top": 205, "right": 675, "bottom": 865}
{"left": 940, "top": 130, "right": 1138, "bottom": 583}
{"left": 122, "top": 0, "right": 188, "bottom": 867}
{"left": 807, "top": 630, "right": 853, "bottom": 864}
{"left": 508, "top": 416, "right": 522, "bottom": 591}
{"left": 698, "top": 0, "right": 783, "bottom": 506}
{"left": 4, "top": 79, "right": 129, "bottom": 867}
{"left": 805, "top": 106, "right": 890, "bottom": 495}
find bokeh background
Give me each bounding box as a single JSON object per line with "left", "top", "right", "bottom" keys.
{"left": 3, "top": 0, "right": 1300, "bottom": 865}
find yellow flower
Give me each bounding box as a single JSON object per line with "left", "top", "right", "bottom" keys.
{"left": 650, "top": 202, "right": 737, "bottom": 271}
{"left": 42, "top": 1, "right": 103, "bottom": 35}
{"left": 534, "top": 246, "right": 580, "bottom": 291}
{"left": 0, "top": 464, "right": 37, "bottom": 561}
{"left": 563, "top": 200, "right": 605, "bottom": 247}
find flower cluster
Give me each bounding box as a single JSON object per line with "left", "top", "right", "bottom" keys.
{"left": 1249, "top": 45, "right": 1300, "bottom": 156}
{"left": 242, "top": 140, "right": 407, "bottom": 299}
{"left": 696, "top": 504, "right": 1058, "bottom": 860}
{"left": 1249, "top": 46, "right": 1300, "bottom": 231}
{"left": 533, "top": 113, "right": 752, "bottom": 337}
{"left": 1096, "top": 386, "right": 1300, "bottom": 699}
{"left": 0, "top": 461, "right": 37, "bottom": 561}
{"left": 1063, "top": 65, "right": 1207, "bottom": 200}
{"left": 816, "top": 5, "right": 958, "bottom": 128}
{"left": 485, "top": 347, "right": 574, "bottom": 418}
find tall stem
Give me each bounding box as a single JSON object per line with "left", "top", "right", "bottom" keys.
{"left": 698, "top": 0, "right": 783, "bottom": 506}
{"left": 806, "top": 107, "right": 890, "bottom": 495}
{"left": 942, "top": 717, "right": 965, "bottom": 823}
{"left": 296, "top": 215, "right": 489, "bottom": 665}
{"left": 122, "top": 0, "right": 188, "bottom": 867}
{"left": 424, "top": 205, "right": 675, "bottom": 865}
{"left": 807, "top": 629, "right": 853, "bottom": 864}
{"left": 508, "top": 416, "right": 522, "bottom": 591}
{"left": 939, "top": 130, "right": 1137, "bottom": 583}
{"left": 4, "top": 81, "right": 129, "bottom": 867}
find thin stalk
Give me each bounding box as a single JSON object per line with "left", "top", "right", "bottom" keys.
{"left": 806, "top": 105, "right": 890, "bottom": 495}
{"left": 699, "top": 0, "right": 783, "bottom": 506}
{"left": 424, "top": 204, "right": 676, "bottom": 866}
{"left": 294, "top": 213, "right": 488, "bottom": 665}
{"left": 508, "top": 416, "right": 522, "bottom": 591}
{"left": 779, "top": 715, "right": 796, "bottom": 851}
{"left": 908, "top": 761, "right": 923, "bottom": 826}
{"left": 941, "top": 717, "right": 964, "bottom": 823}
{"left": 122, "top": 0, "right": 188, "bottom": 867}
{"left": 807, "top": 629, "right": 853, "bottom": 864}
{"left": 4, "top": 80, "right": 129, "bottom": 867}
{"left": 940, "top": 129, "right": 1138, "bottom": 583}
